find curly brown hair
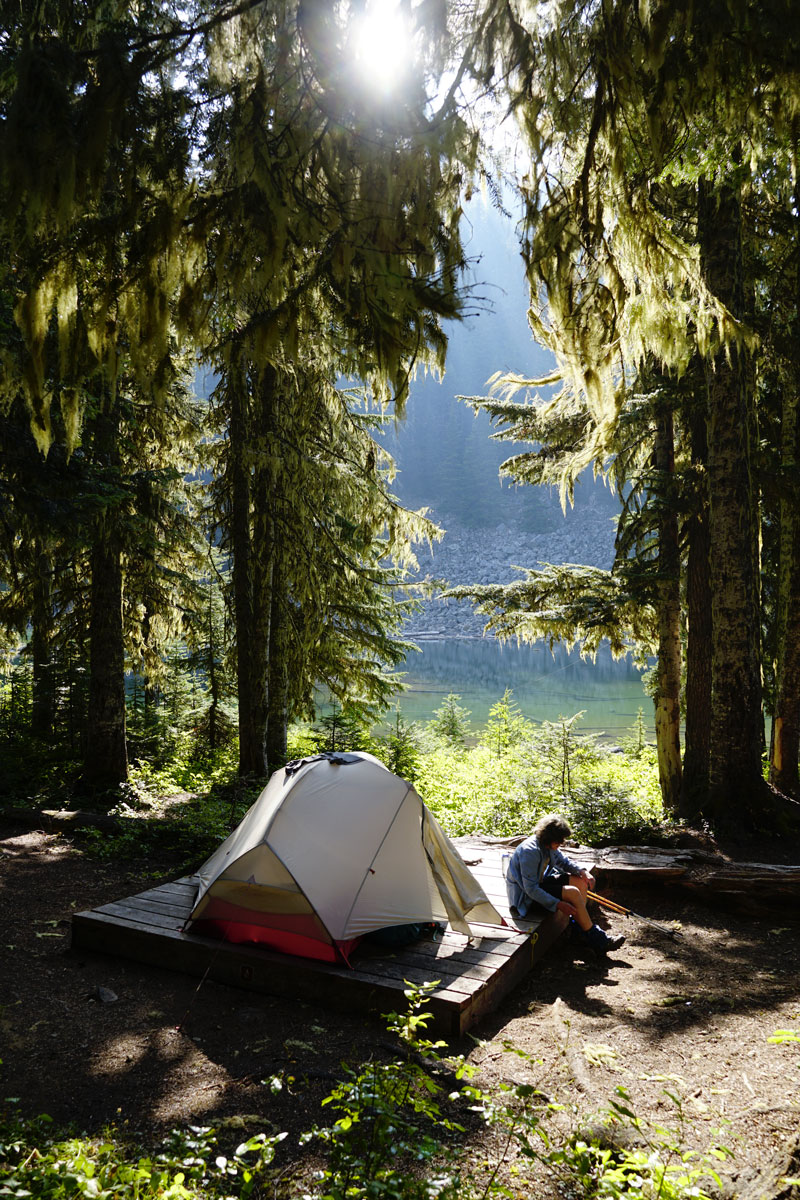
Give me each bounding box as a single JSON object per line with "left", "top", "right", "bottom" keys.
{"left": 533, "top": 813, "right": 572, "bottom": 846}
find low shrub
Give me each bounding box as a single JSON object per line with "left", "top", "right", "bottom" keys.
{"left": 0, "top": 995, "right": 731, "bottom": 1200}
{"left": 0, "top": 1109, "right": 286, "bottom": 1200}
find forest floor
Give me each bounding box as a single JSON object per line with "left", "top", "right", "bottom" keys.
{"left": 3, "top": 817, "right": 800, "bottom": 1199}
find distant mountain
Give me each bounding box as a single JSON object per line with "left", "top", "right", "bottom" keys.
{"left": 380, "top": 199, "right": 618, "bottom": 533}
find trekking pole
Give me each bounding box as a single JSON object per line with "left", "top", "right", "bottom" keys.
{"left": 586, "top": 889, "right": 680, "bottom": 939}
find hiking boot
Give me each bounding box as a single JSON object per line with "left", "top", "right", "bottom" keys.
{"left": 582, "top": 924, "right": 625, "bottom": 954}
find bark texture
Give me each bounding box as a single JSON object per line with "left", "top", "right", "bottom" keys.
{"left": 699, "top": 175, "right": 765, "bottom": 822}
{"left": 653, "top": 408, "right": 682, "bottom": 812}
{"left": 83, "top": 404, "right": 128, "bottom": 791}
{"left": 769, "top": 171, "right": 800, "bottom": 795}
{"left": 31, "top": 542, "right": 55, "bottom": 737}
{"left": 229, "top": 363, "right": 281, "bottom": 778}
{"left": 770, "top": 385, "right": 800, "bottom": 794}
{"left": 681, "top": 386, "right": 712, "bottom": 815}
{"left": 266, "top": 578, "right": 289, "bottom": 769}
{"left": 85, "top": 529, "right": 128, "bottom": 788}
{"left": 229, "top": 366, "right": 266, "bottom": 777}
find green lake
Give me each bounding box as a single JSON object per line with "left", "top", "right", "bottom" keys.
{"left": 387, "top": 638, "right": 651, "bottom": 739}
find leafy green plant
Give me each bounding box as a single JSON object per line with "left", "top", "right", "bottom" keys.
{"left": 545, "top": 710, "right": 587, "bottom": 797}
{"left": 414, "top": 704, "right": 662, "bottom": 841}
{"left": 485, "top": 689, "right": 531, "bottom": 757}
{"left": 458, "top": 1066, "right": 731, "bottom": 1200}
{"left": 313, "top": 700, "right": 378, "bottom": 755}
{"left": 302, "top": 993, "right": 731, "bottom": 1200}
{"left": 415, "top": 742, "right": 532, "bottom": 835}
{"left": 0, "top": 1113, "right": 286, "bottom": 1200}
{"left": 429, "top": 693, "right": 472, "bottom": 747}
{"left": 375, "top": 705, "right": 421, "bottom": 780}
{"left": 563, "top": 1087, "right": 732, "bottom": 1200}
{"left": 0, "top": 993, "right": 733, "bottom": 1200}
{"left": 77, "top": 782, "right": 259, "bottom": 871}
{"left": 621, "top": 708, "right": 649, "bottom": 759}
{"left": 302, "top": 983, "right": 467, "bottom": 1199}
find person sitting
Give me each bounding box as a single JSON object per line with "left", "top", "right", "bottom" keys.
{"left": 505, "top": 813, "right": 625, "bottom": 955}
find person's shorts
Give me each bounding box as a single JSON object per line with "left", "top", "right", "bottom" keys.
{"left": 539, "top": 871, "right": 570, "bottom": 900}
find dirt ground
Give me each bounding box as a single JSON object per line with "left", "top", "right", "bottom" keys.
{"left": 3, "top": 819, "right": 800, "bottom": 1197}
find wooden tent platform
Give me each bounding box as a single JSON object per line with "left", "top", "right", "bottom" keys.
{"left": 71, "top": 840, "right": 566, "bottom": 1037}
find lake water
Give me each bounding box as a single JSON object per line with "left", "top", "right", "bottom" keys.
{"left": 388, "top": 638, "right": 651, "bottom": 739}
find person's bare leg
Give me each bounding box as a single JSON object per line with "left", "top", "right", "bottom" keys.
{"left": 557, "top": 884, "right": 592, "bottom": 930}
{"left": 569, "top": 873, "right": 589, "bottom": 901}
{"left": 565, "top": 879, "right": 626, "bottom": 953}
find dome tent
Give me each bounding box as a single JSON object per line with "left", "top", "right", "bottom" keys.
{"left": 187, "top": 751, "right": 505, "bottom": 966}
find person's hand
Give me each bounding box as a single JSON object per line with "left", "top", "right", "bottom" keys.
{"left": 583, "top": 869, "right": 596, "bottom": 890}
{"left": 557, "top": 899, "right": 578, "bottom": 919}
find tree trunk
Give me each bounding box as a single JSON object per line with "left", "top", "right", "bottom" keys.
{"left": 266, "top": 565, "right": 290, "bottom": 768}
{"left": 681, "top": 377, "right": 712, "bottom": 816}
{"left": 698, "top": 174, "right": 765, "bottom": 824}
{"left": 83, "top": 402, "right": 128, "bottom": 791}
{"left": 770, "top": 170, "right": 800, "bottom": 795}
{"left": 30, "top": 542, "right": 56, "bottom": 737}
{"left": 206, "top": 582, "right": 221, "bottom": 753}
{"left": 85, "top": 526, "right": 128, "bottom": 789}
{"left": 229, "top": 362, "right": 281, "bottom": 778}
{"left": 653, "top": 406, "right": 682, "bottom": 812}
{"left": 250, "top": 365, "right": 281, "bottom": 775}
{"left": 229, "top": 365, "right": 269, "bottom": 776}
{"left": 771, "top": 442, "right": 800, "bottom": 795}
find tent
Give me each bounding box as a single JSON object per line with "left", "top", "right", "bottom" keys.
{"left": 187, "top": 751, "right": 505, "bottom": 965}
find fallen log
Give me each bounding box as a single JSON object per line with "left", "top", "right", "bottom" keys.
{"left": 0, "top": 807, "right": 124, "bottom": 832}
{"left": 464, "top": 836, "right": 800, "bottom": 917}
{"left": 583, "top": 846, "right": 800, "bottom": 915}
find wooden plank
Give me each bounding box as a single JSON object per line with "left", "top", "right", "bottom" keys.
{"left": 350, "top": 951, "right": 495, "bottom": 992}
{"left": 139, "top": 878, "right": 197, "bottom": 901}
{"left": 368, "top": 935, "right": 528, "bottom": 971}
{"left": 530, "top": 911, "right": 570, "bottom": 961}
{"left": 72, "top": 901, "right": 534, "bottom": 1037}
{"left": 72, "top": 906, "right": 481, "bottom": 1008}
{"left": 89, "top": 900, "right": 186, "bottom": 933}
{"left": 72, "top": 907, "right": 486, "bottom": 1035}
{"left": 71, "top": 849, "right": 550, "bottom": 1038}
{"left": 110, "top": 894, "right": 192, "bottom": 921}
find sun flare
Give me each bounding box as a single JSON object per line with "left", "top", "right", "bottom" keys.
{"left": 351, "top": 0, "right": 413, "bottom": 94}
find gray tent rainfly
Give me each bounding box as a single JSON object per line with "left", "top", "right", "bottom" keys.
{"left": 187, "top": 751, "right": 505, "bottom": 965}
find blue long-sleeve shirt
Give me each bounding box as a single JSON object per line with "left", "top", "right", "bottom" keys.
{"left": 505, "top": 835, "right": 583, "bottom": 916}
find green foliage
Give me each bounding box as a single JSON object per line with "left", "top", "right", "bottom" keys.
{"left": 622, "top": 708, "right": 649, "bottom": 759}
{"left": 416, "top": 707, "right": 662, "bottom": 842}
{"left": 128, "top": 743, "right": 241, "bottom": 805}
{"left": 375, "top": 705, "right": 421, "bottom": 781}
{"left": 303, "top": 984, "right": 466, "bottom": 1200}
{"left": 1, "top": 670, "right": 663, "bottom": 856}
{"left": 541, "top": 710, "right": 588, "bottom": 797}
{"left": 286, "top": 721, "right": 323, "bottom": 761}
{"left": 429, "top": 693, "right": 472, "bottom": 747}
{"left": 0, "top": 992, "right": 731, "bottom": 1200}
{"left": 0, "top": 1111, "right": 285, "bottom": 1200}
{"left": 415, "top": 742, "right": 530, "bottom": 835}
{"left": 486, "top": 688, "right": 531, "bottom": 756}
{"left": 312, "top": 701, "right": 379, "bottom": 756}
{"left": 0, "top": 661, "right": 32, "bottom": 744}
{"left": 300, "top": 993, "right": 731, "bottom": 1200}
{"left": 594, "top": 1088, "right": 729, "bottom": 1200}
{"left": 77, "top": 763, "right": 261, "bottom": 872}
{"left": 445, "top": 563, "right": 655, "bottom": 662}
{"left": 0, "top": 733, "right": 81, "bottom": 808}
